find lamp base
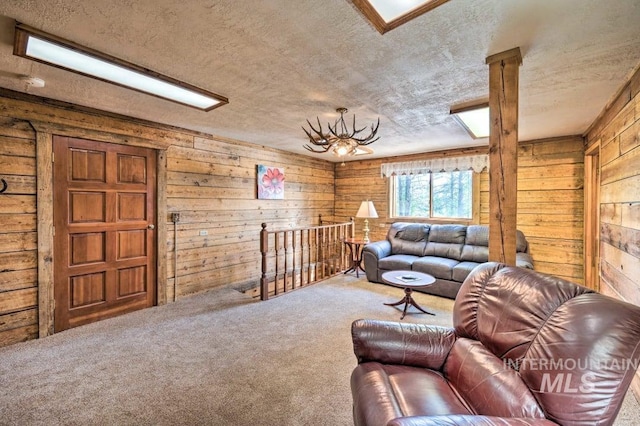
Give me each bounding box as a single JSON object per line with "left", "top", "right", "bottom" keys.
{"left": 363, "top": 219, "right": 370, "bottom": 243}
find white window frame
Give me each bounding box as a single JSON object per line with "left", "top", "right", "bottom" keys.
{"left": 388, "top": 171, "right": 480, "bottom": 225}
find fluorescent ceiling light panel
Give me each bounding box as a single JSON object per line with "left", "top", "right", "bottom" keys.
{"left": 368, "top": 0, "right": 432, "bottom": 22}
{"left": 450, "top": 104, "right": 490, "bottom": 139}
{"left": 13, "top": 23, "right": 228, "bottom": 111}
{"left": 352, "top": 0, "right": 450, "bottom": 34}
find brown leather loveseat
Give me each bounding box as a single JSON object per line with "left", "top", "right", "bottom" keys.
{"left": 350, "top": 263, "right": 640, "bottom": 426}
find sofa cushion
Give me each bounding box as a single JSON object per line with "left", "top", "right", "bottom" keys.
{"left": 379, "top": 254, "right": 420, "bottom": 271}
{"left": 444, "top": 338, "right": 545, "bottom": 419}
{"left": 351, "top": 362, "right": 471, "bottom": 426}
{"left": 461, "top": 226, "right": 489, "bottom": 262}
{"left": 460, "top": 245, "right": 488, "bottom": 263}
{"left": 389, "top": 223, "right": 430, "bottom": 256}
{"left": 464, "top": 225, "right": 489, "bottom": 246}
{"left": 412, "top": 256, "right": 459, "bottom": 280}
{"left": 452, "top": 261, "right": 480, "bottom": 283}
{"left": 424, "top": 225, "right": 466, "bottom": 260}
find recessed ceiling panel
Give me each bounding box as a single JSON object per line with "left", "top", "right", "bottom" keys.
{"left": 352, "top": 0, "right": 450, "bottom": 34}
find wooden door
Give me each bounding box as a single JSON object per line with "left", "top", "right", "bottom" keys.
{"left": 53, "top": 136, "right": 156, "bottom": 331}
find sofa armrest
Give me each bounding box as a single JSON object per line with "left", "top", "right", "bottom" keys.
{"left": 387, "top": 415, "right": 559, "bottom": 426}
{"left": 351, "top": 319, "right": 456, "bottom": 370}
{"left": 516, "top": 252, "right": 534, "bottom": 269}
{"left": 363, "top": 240, "right": 391, "bottom": 260}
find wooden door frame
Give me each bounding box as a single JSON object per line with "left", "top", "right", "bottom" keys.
{"left": 33, "top": 122, "right": 167, "bottom": 337}
{"left": 584, "top": 141, "right": 600, "bottom": 291}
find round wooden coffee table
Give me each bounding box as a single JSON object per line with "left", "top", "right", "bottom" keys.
{"left": 381, "top": 270, "right": 436, "bottom": 320}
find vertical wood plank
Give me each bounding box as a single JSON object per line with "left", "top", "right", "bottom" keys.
{"left": 35, "top": 130, "right": 54, "bottom": 337}
{"left": 156, "top": 149, "right": 167, "bottom": 305}
{"left": 487, "top": 47, "right": 522, "bottom": 266}
{"left": 584, "top": 143, "right": 600, "bottom": 290}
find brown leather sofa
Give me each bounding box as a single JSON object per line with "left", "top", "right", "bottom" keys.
{"left": 350, "top": 263, "right": 640, "bottom": 426}
{"left": 363, "top": 223, "right": 534, "bottom": 299}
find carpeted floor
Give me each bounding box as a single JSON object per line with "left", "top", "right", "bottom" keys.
{"left": 0, "top": 275, "right": 638, "bottom": 425}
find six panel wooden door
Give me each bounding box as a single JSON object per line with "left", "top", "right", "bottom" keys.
{"left": 53, "top": 136, "right": 156, "bottom": 331}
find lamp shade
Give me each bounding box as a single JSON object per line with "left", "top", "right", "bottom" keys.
{"left": 356, "top": 201, "right": 378, "bottom": 219}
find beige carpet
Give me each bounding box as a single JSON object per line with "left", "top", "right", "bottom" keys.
{"left": 0, "top": 275, "right": 638, "bottom": 425}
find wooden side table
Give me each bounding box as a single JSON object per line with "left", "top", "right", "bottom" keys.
{"left": 381, "top": 270, "right": 436, "bottom": 319}
{"left": 343, "top": 238, "right": 367, "bottom": 278}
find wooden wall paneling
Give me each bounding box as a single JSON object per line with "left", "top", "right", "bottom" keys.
{"left": 601, "top": 142, "right": 640, "bottom": 185}
{"left": 585, "top": 64, "right": 640, "bottom": 398}
{"left": 0, "top": 89, "right": 193, "bottom": 148}
{"left": 0, "top": 155, "right": 35, "bottom": 176}
{"left": 0, "top": 287, "right": 37, "bottom": 315}
{"left": 0, "top": 270, "right": 38, "bottom": 293}
{"left": 0, "top": 230, "right": 37, "bottom": 257}
{"left": 482, "top": 136, "right": 585, "bottom": 282}
{"left": 0, "top": 309, "right": 38, "bottom": 346}
{"left": 487, "top": 47, "right": 522, "bottom": 266}
{"left": 166, "top": 135, "right": 335, "bottom": 297}
{"left": 619, "top": 119, "right": 640, "bottom": 155}
{"left": 0, "top": 90, "right": 336, "bottom": 344}
{"left": 336, "top": 136, "right": 585, "bottom": 283}
{"left": 0, "top": 116, "right": 38, "bottom": 347}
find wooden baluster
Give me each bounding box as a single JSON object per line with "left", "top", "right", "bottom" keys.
{"left": 331, "top": 225, "right": 340, "bottom": 275}
{"left": 316, "top": 228, "right": 327, "bottom": 280}
{"left": 328, "top": 226, "right": 333, "bottom": 275}
{"left": 299, "top": 229, "right": 304, "bottom": 286}
{"left": 313, "top": 228, "right": 320, "bottom": 281}
{"left": 307, "top": 229, "right": 312, "bottom": 284}
{"left": 275, "top": 232, "right": 280, "bottom": 296}
{"left": 326, "top": 226, "right": 331, "bottom": 275}
{"left": 340, "top": 224, "right": 346, "bottom": 271}
{"left": 260, "top": 223, "right": 269, "bottom": 301}
{"left": 284, "top": 231, "right": 290, "bottom": 292}
{"left": 292, "top": 230, "right": 297, "bottom": 289}
{"left": 300, "top": 229, "right": 306, "bottom": 286}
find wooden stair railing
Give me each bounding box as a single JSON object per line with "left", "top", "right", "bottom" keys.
{"left": 260, "top": 218, "right": 354, "bottom": 300}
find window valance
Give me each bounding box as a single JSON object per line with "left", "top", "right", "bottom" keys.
{"left": 381, "top": 154, "right": 488, "bottom": 177}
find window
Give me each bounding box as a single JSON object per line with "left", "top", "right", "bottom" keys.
{"left": 390, "top": 170, "right": 474, "bottom": 220}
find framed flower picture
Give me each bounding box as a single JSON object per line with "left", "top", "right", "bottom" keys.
{"left": 257, "top": 165, "right": 285, "bottom": 199}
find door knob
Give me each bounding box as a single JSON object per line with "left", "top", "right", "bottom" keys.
{"left": 148, "top": 224, "right": 155, "bottom": 230}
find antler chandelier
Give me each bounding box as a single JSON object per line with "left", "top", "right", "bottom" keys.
{"left": 302, "top": 107, "right": 380, "bottom": 158}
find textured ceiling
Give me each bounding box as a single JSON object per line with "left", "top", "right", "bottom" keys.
{"left": 0, "top": 0, "right": 639, "bottom": 162}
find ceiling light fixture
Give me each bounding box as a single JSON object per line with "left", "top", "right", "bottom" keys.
{"left": 302, "top": 107, "right": 380, "bottom": 162}
{"left": 450, "top": 102, "right": 490, "bottom": 139}
{"left": 13, "top": 23, "right": 228, "bottom": 111}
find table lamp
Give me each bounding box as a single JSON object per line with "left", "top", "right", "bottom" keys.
{"left": 356, "top": 200, "right": 378, "bottom": 243}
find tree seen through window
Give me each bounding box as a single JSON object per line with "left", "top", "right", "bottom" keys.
{"left": 393, "top": 171, "right": 472, "bottom": 219}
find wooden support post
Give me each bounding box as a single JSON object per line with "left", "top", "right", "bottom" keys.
{"left": 486, "top": 47, "right": 522, "bottom": 266}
